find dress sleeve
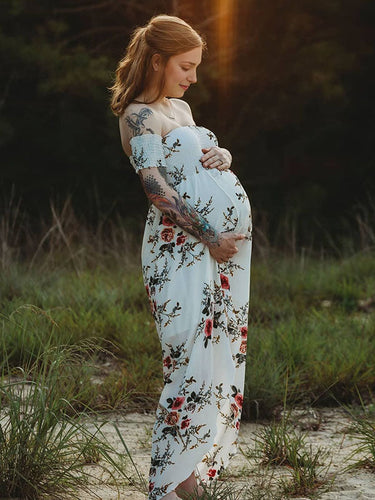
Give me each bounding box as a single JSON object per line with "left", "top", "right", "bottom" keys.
{"left": 129, "top": 134, "right": 167, "bottom": 174}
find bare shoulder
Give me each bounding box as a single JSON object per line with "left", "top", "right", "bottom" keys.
{"left": 121, "top": 103, "right": 162, "bottom": 138}
{"left": 119, "top": 103, "right": 163, "bottom": 156}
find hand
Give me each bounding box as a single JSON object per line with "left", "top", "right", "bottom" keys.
{"left": 208, "top": 232, "right": 246, "bottom": 263}
{"left": 201, "top": 147, "right": 232, "bottom": 171}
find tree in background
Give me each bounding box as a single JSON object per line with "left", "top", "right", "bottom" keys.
{"left": 0, "top": 0, "right": 374, "bottom": 248}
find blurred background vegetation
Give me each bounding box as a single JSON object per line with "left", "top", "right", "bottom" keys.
{"left": 0, "top": 0, "right": 375, "bottom": 435}
{"left": 1, "top": 0, "right": 374, "bottom": 252}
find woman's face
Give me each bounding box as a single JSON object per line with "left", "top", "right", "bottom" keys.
{"left": 162, "top": 46, "right": 202, "bottom": 98}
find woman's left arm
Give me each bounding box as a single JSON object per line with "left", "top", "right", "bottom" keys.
{"left": 201, "top": 146, "right": 232, "bottom": 171}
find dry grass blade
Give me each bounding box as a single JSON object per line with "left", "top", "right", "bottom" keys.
{"left": 0, "top": 341, "right": 135, "bottom": 498}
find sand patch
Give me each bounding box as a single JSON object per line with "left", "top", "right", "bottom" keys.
{"left": 75, "top": 408, "right": 375, "bottom": 499}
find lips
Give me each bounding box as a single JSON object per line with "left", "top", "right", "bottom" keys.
{"left": 180, "top": 85, "right": 189, "bottom": 90}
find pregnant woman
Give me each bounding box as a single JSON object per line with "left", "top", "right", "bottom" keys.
{"left": 110, "top": 14, "right": 252, "bottom": 500}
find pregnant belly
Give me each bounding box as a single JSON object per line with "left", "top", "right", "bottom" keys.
{"left": 176, "top": 169, "right": 251, "bottom": 234}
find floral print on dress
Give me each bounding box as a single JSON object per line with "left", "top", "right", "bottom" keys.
{"left": 129, "top": 125, "right": 252, "bottom": 500}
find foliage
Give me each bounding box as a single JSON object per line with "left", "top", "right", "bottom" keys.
{"left": 1, "top": 0, "right": 375, "bottom": 247}
{"left": 346, "top": 393, "right": 375, "bottom": 471}
{"left": 248, "top": 417, "right": 331, "bottom": 497}
{"left": 244, "top": 251, "right": 375, "bottom": 418}
{"left": 1, "top": 198, "right": 375, "bottom": 420}
{"left": 0, "top": 341, "right": 141, "bottom": 499}
{"left": 0, "top": 197, "right": 374, "bottom": 496}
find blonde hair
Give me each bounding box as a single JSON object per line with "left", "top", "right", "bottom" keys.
{"left": 109, "top": 15, "right": 205, "bottom": 117}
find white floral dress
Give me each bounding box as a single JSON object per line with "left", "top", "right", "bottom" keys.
{"left": 129, "top": 125, "right": 252, "bottom": 500}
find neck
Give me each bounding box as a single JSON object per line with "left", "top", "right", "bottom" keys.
{"left": 133, "top": 92, "right": 175, "bottom": 118}
{"left": 136, "top": 86, "right": 167, "bottom": 104}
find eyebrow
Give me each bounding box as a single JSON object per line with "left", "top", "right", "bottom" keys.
{"left": 180, "top": 61, "right": 201, "bottom": 66}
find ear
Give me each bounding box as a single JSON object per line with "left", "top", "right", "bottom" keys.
{"left": 151, "top": 53, "right": 162, "bottom": 71}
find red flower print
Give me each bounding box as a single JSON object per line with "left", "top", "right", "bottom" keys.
{"left": 163, "top": 356, "right": 172, "bottom": 367}
{"left": 231, "top": 402, "right": 239, "bottom": 418}
{"left": 149, "top": 482, "right": 155, "bottom": 492}
{"left": 240, "top": 340, "right": 247, "bottom": 354}
{"left": 161, "top": 228, "right": 175, "bottom": 242}
{"left": 204, "top": 318, "right": 213, "bottom": 337}
{"left": 207, "top": 469, "right": 216, "bottom": 478}
{"left": 241, "top": 326, "right": 248, "bottom": 339}
{"left": 176, "top": 234, "right": 187, "bottom": 245}
{"left": 235, "top": 393, "right": 243, "bottom": 408}
{"left": 164, "top": 411, "right": 180, "bottom": 426}
{"left": 162, "top": 216, "right": 174, "bottom": 226}
{"left": 181, "top": 418, "right": 191, "bottom": 429}
{"left": 145, "top": 285, "right": 150, "bottom": 297}
{"left": 171, "top": 396, "right": 185, "bottom": 410}
{"left": 236, "top": 421, "right": 240, "bottom": 430}
{"left": 220, "top": 273, "right": 230, "bottom": 290}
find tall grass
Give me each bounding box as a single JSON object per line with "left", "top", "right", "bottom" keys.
{"left": 0, "top": 305, "right": 158, "bottom": 413}
{"left": 345, "top": 391, "right": 375, "bottom": 471}
{"left": 0, "top": 339, "right": 144, "bottom": 498}
{"left": 245, "top": 251, "right": 375, "bottom": 418}
{"left": 1, "top": 195, "right": 375, "bottom": 420}
{"left": 250, "top": 419, "right": 331, "bottom": 496}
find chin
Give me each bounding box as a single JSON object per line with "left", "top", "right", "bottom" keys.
{"left": 168, "top": 91, "right": 184, "bottom": 99}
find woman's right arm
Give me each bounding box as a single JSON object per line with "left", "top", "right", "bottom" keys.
{"left": 139, "top": 166, "right": 219, "bottom": 246}
{"left": 139, "top": 166, "right": 245, "bottom": 263}
{"left": 124, "top": 106, "right": 245, "bottom": 262}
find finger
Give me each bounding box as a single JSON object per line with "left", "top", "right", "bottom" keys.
{"left": 203, "top": 156, "right": 217, "bottom": 166}
{"left": 201, "top": 152, "right": 217, "bottom": 164}
{"left": 201, "top": 146, "right": 220, "bottom": 157}
{"left": 208, "top": 160, "right": 227, "bottom": 170}
{"left": 218, "top": 163, "right": 230, "bottom": 171}
{"left": 200, "top": 148, "right": 213, "bottom": 161}
{"left": 234, "top": 234, "right": 246, "bottom": 241}
{"left": 201, "top": 156, "right": 215, "bottom": 165}
{"left": 203, "top": 157, "right": 221, "bottom": 168}
{"left": 203, "top": 155, "right": 227, "bottom": 168}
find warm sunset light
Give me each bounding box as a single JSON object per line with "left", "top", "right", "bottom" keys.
{"left": 2, "top": 1, "right": 374, "bottom": 496}
{"left": 215, "top": 0, "right": 237, "bottom": 97}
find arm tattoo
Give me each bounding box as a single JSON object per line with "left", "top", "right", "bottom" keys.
{"left": 125, "top": 108, "right": 154, "bottom": 136}
{"left": 141, "top": 171, "right": 220, "bottom": 246}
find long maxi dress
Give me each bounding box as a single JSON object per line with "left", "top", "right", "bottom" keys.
{"left": 129, "top": 125, "right": 252, "bottom": 500}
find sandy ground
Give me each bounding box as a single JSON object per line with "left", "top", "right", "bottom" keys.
{"left": 75, "top": 407, "right": 375, "bottom": 500}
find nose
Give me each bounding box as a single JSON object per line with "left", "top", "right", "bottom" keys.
{"left": 187, "top": 69, "right": 197, "bottom": 83}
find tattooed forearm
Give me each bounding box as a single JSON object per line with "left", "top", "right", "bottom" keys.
{"left": 163, "top": 194, "right": 219, "bottom": 245}
{"left": 141, "top": 170, "right": 220, "bottom": 246}
{"left": 142, "top": 173, "right": 165, "bottom": 197}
